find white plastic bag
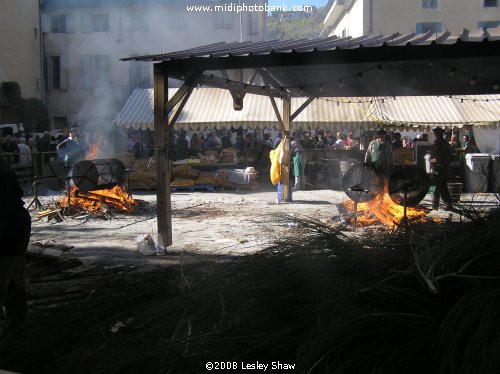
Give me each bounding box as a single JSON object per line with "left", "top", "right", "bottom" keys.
{"left": 135, "top": 234, "right": 156, "bottom": 256}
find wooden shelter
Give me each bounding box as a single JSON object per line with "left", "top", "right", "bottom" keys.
{"left": 122, "top": 28, "right": 500, "bottom": 247}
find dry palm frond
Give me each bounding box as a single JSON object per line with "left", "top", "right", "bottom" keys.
{"left": 1, "top": 209, "right": 499, "bottom": 374}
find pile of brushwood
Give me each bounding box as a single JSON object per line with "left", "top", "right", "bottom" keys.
{"left": 1, "top": 207, "right": 499, "bottom": 374}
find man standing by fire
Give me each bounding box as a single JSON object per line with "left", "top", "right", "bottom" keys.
{"left": 0, "top": 157, "right": 31, "bottom": 336}
{"left": 430, "top": 127, "right": 452, "bottom": 211}
{"left": 56, "top": 128, "right": 81, "bottom": 167}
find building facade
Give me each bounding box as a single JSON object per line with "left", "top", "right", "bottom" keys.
{"left": 0, "top": 0, "right": 42, "bottom": 104}
{"left": 321, "top": 0, "right": 500, "bottom": 38}
{"left": 41, "top": 0, "right": 266, "bottom": 129}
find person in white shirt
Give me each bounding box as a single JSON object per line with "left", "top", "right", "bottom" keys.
{"left": 17, "top": 138, "right": 32, "bottom": 165}
{"left": 333, "top": 134, "right": 346, "bottom": 150}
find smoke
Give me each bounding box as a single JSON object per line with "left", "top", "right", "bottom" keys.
{"left": 42, "top": 0, "right": 263, "bottom": 154}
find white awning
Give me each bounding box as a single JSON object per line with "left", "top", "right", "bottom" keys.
{"left": 113, "top": 88, "right": 500, "bottom": 131}
{"left": 378, "top": 95, "right": 500, "bottom": 129}
{"left": 112, "top": 88, "right": 154, "bottom": 131}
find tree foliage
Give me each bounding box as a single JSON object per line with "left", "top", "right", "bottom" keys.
{"left": 266, "top": 7, "right": 327, "bottom": 40}
{"left": 0, "top": 81, "right": 50, "bottom": 132}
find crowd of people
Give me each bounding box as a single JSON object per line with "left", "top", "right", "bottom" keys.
{"left": 0, "top": 131, "right": 71, "bottom": 166}
{"left": 127, "top": 128, "right": 273, "bottom": 162}
{"left": 0, "top": 128, "right": 109, "bottom": 171}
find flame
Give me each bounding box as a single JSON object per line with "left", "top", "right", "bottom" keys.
{"left": 344, "top": 185, "right": 429, "bottom": 227}
{"left": 85, "top": 139, "right": 102, "bottom": 160}
{"left": 60, "top": 185, "right": 137, "bottom": 213}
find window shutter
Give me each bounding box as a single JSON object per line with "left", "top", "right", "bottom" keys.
{"left": 43, "top": 56, "right": 49, "bottom": 90}
{"left": 82, "top": 55, "right": 93, "bottom": 90}
{"left": 41, "top": 14, "right": 50, "bottom": 33}
{"left": 50, "top": 15, "right": 58, "bottom": 32}
{"left": 67, "top": 14, "right": 75, "bottom": 32}
{"left": 60, "top": 55, "right": 68, "bottom": 90}
{"left": 81, "top": 14, "right": 92, "bottom": 33}
{"left": 47, "top": 56, "right": 54, "bottom": 89}
{"left": 103, "top": 15, "right": 110, "bottom": 32}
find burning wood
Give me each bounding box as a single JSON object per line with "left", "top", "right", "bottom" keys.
{"left": 60, "top": 185, "right": 137, "bottom": 213}
{"left": 344, "top": 186, "right": 429, "bottom": 227}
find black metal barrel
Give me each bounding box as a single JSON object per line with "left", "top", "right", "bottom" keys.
{"left": 72, "top": 159, "right": 126, "bottom": 192}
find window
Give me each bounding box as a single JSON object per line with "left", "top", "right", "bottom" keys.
{"left": 484, "top": 0, "right": 497, "bottom": 7}
{"left": 478, "top": 20, "right": 499, "bottom": 29}
{"left": 92, "top": 14, "right": 109, "bottom": 32}
{"left": 422, "top": 0, "right": 437, "bottom": 8}
{"left": 214, "top": 12, "right": 233, "bottom": 29}
{"left": 51, "top": 56, "right": 61, "bottom": 89}
{"left": 129, "top": 60, "right": 151, "bottom": 90}
{"left": 93, "top": 55, "right": 110, "bottom": 86}
{"left": 82, "top": 56, "right": 93, "bottom": 89}
{"left": 82, "top": 55, "right": 111, "bottom": 90}
{"left": 50, "top": 14, "right": 74, "bottom": 33}
{"left": 51, "top": 15, "right": 66, "bottom": 32}
{"left": 416, "top": 22, "right": 442, "bottom": 33}
{"left": 81, "top": 14, "right": 109, "bottom": 32}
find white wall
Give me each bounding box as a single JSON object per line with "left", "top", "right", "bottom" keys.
{"left": 43, "top": 2, "right": 266, "bottom": 129}
{"left": 326, "top": 0, "right": 500, "bottom": 37}
{"left": 0, "top": 0, "right": 42, "bottom": 100}
{"left": 332, "top": 0, "right": 364, "bottom": 37}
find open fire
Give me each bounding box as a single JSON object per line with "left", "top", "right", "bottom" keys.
{"left": 58, "top": 139, "right": 137, "bottom": 214}
{"left": 85, "top": 139, "right": 102, "bottom": 160}
{"left": 344, "top": 186, "right": 430, "bottom": 228}
{"left": 60, "top": 185, "right": 137, "bottom": 213}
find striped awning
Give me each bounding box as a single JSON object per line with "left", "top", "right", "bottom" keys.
{"left": 112, "top": 88, "right": 154, "bottom": 130}
{"left": 113, "top": 88, "right": 500, "bottom": 131}
{"left": 112, "top": 88, "right": 380, "bottom": 131}
{"left": 453, "top": 95, "right": 500, "bottom": 126}
{"left": 377, "top": 95, "right": 500, "bottom": 129}
{"left": 174, "top": 88, "right": 277, "bottom": 130}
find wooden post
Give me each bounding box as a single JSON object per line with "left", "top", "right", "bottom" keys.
{"left": 154, "top": 67, "right": 172, "bottom": 247}
{"left": 282, "top": 97, "right": 291, "bottom": 201}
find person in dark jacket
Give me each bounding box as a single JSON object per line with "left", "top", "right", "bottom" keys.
{"left": 430, "top": 127, "right": 452, "bottom": 210}
{"left": 0, "top": 157, "right": 31, "bottom": 334}
{"left": 56, "top": 128, "right": 81, "bottom": 166}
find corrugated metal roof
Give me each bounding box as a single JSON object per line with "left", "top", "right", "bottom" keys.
{"left": 112, "top": 88, "right": 500, "bottom": 131}
{"left": 122, "top": 28, "right": 500, "bottom": 98}
{"left": 124, "top": 28, "right": 500, "bottom": 62}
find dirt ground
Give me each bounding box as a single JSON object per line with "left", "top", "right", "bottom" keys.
{"left": 29, "top": 187, "right": 347, "bottom": 268}
{"left": 28, "top": 186, "right": 497, "bottom": 269}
